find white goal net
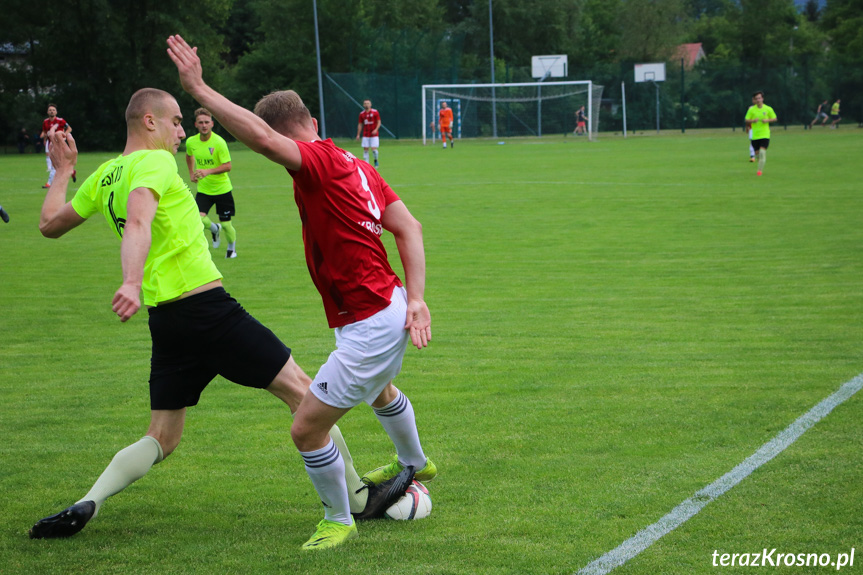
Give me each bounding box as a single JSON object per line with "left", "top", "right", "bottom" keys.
{"left": 422, "top": 81, "right": 603, "bottom": 143}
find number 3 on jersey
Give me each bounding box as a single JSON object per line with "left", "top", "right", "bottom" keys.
{"left": 357, "top": 164, "right": 380, "bottom": 220}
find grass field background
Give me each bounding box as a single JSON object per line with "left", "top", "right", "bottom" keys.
{"left": 1, "top": 127, "right": 861, "bottom": 574}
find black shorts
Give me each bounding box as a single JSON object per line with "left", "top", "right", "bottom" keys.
{"left": 751, "top": 138, "right": 769, "bottom": 151}
{"left": 148, "top": 287, "right": 291, "bottom": 410}
{"left": 196, "top": 191, "right": 236, "bottom": 221}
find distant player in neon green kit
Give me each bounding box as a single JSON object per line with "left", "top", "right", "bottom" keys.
{"left": 186, "top": 107, "right": 238, "bottom": 258}
{"left": 29, "top": 88, "right": 386, "bottom": 540}
{"left": 829, "top": 99, "right": 841, "bottom": 129}
{"left": 744, "top": 90, "right": 777, "bottom": 176}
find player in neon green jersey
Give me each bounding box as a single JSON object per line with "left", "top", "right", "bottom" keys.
{"left": 29, "top": 88, "right": 402, "bottom": 540}
{"left": 186, "top": 108, "right": 238, "bottom": 258}
{"left": 830, "top": 99, "right": 841, "bottom": 129}
{"left": 744, "top": 90, "right": 777, "bottom": 176}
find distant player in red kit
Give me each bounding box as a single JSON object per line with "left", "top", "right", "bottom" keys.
{"left": 39, "top": 103, "right": 75, "bottom": 188}
{"left": 355, "top": 99, "right": 381, "bottom": 167}
{"left": 169, "top": 34, "right": 436, "bottom": 551}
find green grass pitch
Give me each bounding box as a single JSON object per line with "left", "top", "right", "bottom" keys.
{"left": 1, "top": 127, "right": 861, "bottom": 574}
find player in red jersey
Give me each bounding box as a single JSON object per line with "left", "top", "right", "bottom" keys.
{"left": 355, "top": 99, "right": 381, "bottom": 167}
{"left": 169, "top": 35, "right": 435, "bottom": 551}
{"left": 39, "top": 104, "right": 75, "bottom": 188}
{"left": 437, "top": 101, "right": 454, "bottom": 149}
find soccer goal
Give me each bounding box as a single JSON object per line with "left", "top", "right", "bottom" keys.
{"left": 422, "top": 80, "right": 603, "bottom": 144}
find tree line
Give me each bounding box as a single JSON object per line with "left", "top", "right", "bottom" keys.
{"left": 2, "top": 0, "right": 860, "bottom": 148}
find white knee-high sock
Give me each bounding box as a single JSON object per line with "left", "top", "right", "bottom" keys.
{"left": 363, "top": 150, "right": 369, "bottom": 162}
{"left": 758, "top": 149, "right": 767, "bottom": 172}
{"left": 300, "top": 439, "right": 351, "bottom": 524}
{"left": 46, "top": 155, "right": 56, "bottom": 184}
{"left": 78, "top": 436, "right": 164, "bottom": 516}
{"left": 374, "top": 390, "right": 426, "bottom": 469}
{"left": 328, "top": 424, "right": 367, "bottom": 513}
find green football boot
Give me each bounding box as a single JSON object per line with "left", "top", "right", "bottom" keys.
{"left": 301, "top": 519, "right": 358, "bottom": 551}
{"left": 363, "top": 455, "right": 437, "bottom": 486}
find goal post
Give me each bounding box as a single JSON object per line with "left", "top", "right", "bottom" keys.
{"left": 422, "top": 80, "right": 603, "bottom": 144}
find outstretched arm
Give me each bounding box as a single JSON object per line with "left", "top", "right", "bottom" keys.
{"left": 381, "top": 200, "right": 431, "bottom": 349}
{"left": 40, "top": 130, "right": 86, "bottom": 238}
{"left": 167, "top": 34, "right": 302, "bottom": 170}
{"left": 112, "top": 187, "right": 158, "bottom": 322}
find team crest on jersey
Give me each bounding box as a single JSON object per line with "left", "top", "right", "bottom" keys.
{"left": 208, "top": 147, "right": 215, "bottom": 155}
{"left": 342, "top": 150, "right": 356, "bottom": 163}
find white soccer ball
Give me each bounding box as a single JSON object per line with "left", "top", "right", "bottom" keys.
{"left": 385, "top": 480, "right": 432, "bottom": 520}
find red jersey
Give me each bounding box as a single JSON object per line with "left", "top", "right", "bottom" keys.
{"left": 289, "top": 139, "right": 402, "bottom": 328}
{"left": 439, "top": 107, "right": 453, "bottom": 128}
{"left": 358, "top": 109, "right": 380, "bottom": 137}
{"left": 42, "top": 117, "right": 69, "bottom": 139}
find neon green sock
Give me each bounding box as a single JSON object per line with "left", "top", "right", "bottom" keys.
{"left": 201, "top": 215, "right": 214, "bottom": 231}
{"left": 221, "top": 220, "right": 237, "bottom": 244}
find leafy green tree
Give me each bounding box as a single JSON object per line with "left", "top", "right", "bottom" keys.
{"left": 2, "top": 0, "right": 231, "bottom": 149}
{"left": 820, "top": 0, "right": 863, "bottom": 121}
{"left": 688, "top": 0, "right": 742, "bottom": 60}
{"left": 619, "top": 0, "right": 689, "bottom": 62}
{"left": 568, "top": 0, "right": 623, "bottom": 69}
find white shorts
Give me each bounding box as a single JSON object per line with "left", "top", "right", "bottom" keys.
{"left": 311, "top": 286, "right": 409, "bottom": 408}
{"left": 361, "top": 137, "right": 380, "bottom": 149}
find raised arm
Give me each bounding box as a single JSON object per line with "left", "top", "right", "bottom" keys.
{"left": 381, "top": 200, "right": 431, "bottom": 349}
{"left": 167, "top": 35, "right": 301, "bottom": 170}
{"left": 40, "top": 130, "right": 86, "bottom": 238}
{"left": 112, "top": 187, "right": 158, "bottom": 322}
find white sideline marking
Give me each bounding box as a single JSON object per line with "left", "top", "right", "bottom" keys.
{"left": 576, "top": 374, "right": 863, "bottom": 575}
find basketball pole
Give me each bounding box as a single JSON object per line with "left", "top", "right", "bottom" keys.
{"left": 622, "top": 81, "right": 627, "bottom": 138}
{"left": 489, "top": 0, "right": 497, "bottom": 139}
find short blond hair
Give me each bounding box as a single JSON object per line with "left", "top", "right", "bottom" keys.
{"left": 253, "top": 90, "right": 312, "bottom": 135}
{"left": 125, "top": 88, "right": 174, "bottom": 125}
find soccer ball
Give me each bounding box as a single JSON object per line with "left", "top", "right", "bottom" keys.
{"left": 385, "top": 480, "right": 432, "bottom": 520}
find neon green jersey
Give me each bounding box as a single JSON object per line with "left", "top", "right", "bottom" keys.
{"left": 745, "top": 104, "right": 777, "bottom": 140}
{"left": 185, "top": 132, "right": 232, "bottom": 195}
{"left": 831, "top": 102, "right": 840, "bottom": 115}
{"left": 71, "top": 149, "right": 222, "bottom": 306}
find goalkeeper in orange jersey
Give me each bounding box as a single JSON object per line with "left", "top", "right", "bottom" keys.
{"left": 436, "top": 101, "right": 454, "bottom": 149}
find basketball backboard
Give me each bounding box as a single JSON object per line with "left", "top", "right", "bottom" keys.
{"left": 634, "top": 62, "right": 666, "bottom": 83}
{"left": 532, "top": 55, "right": 568, "bottom": 79}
